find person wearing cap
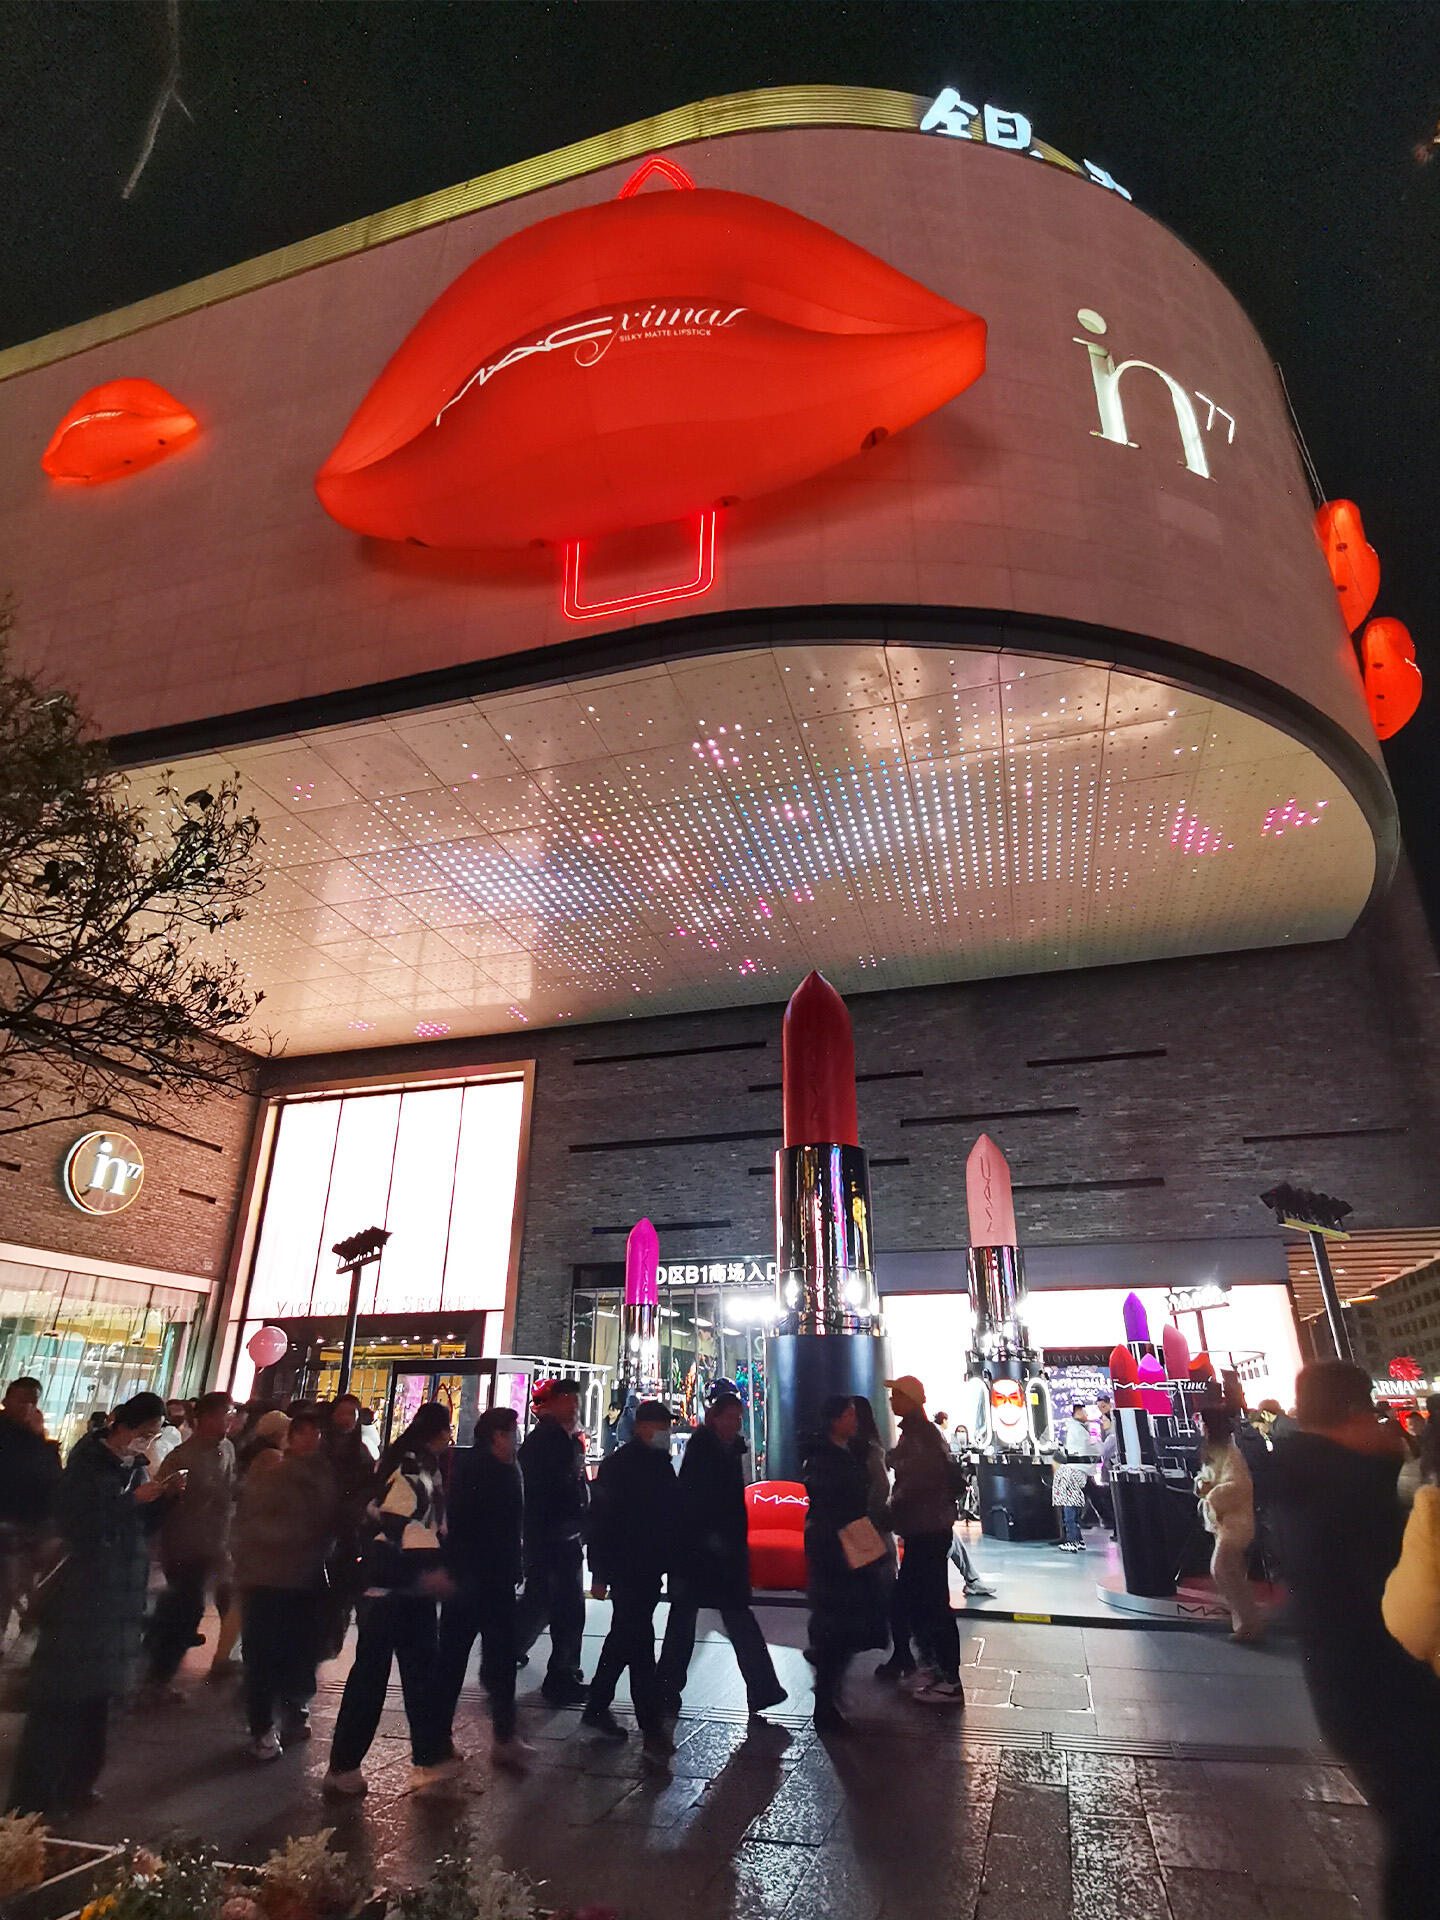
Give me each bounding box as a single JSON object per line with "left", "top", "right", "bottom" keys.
{"left": 515, "top": 1378, "right": 590, "bottom": 1706}
{"left": 884, "top": 1376, "right": 966, "bottom": 1706}
{"left": 658, "top": 1391, "right": 786, "bottom": 1723}
{"left": 581, "top": 1399, "right": 681, "bottom": 1763}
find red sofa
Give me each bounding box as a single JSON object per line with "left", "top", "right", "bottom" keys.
{"left": 746, "top": 1478, "right": 809, "bottom": 1591}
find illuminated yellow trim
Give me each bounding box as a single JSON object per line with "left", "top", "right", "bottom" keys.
{"left": 0, "top": 84, "right": 1087, "bottom": 384}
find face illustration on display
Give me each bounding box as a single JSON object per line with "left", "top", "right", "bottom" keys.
{"left": 314, "top": 171, "right": 987, "bottom": 551}
{"left": 991, "top": 1379, "right": 1027, "bottom": 1445}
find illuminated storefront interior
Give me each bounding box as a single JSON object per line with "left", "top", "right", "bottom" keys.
{"left": 0, "top": 1251, "right": 208, "bottom": 1452}
{"left": 231, "top": 1073, "right": 527, "bottom": 1405}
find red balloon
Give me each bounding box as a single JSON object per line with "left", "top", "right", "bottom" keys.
{"left": 1315, "top": 499, "right": 1380, "bottom": 633}
{"left": 1109, "top": 1343, "right": 1138, "bottom": 1385}
{"left": 1361, "top": 616, "right": 1422, "bottom": 741}
{"left": 41, "top": 378, "right": 199, "bottom": 483}
{"left": 316, "top": 184, "right": 987, "bottom": 549}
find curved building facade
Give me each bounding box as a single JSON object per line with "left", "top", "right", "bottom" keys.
{"left": 0, "top": 89, "right": 1431, "bottom": 1433}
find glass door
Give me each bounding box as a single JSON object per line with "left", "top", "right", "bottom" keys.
{"left": 381, "top": 1359, "right": 498, "bottom": 1449}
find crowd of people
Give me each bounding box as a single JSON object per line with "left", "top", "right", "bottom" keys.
{"left": 6, "top": 1358, "right": 1440, "bottom": 1916}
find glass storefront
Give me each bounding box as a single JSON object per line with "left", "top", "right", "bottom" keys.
{"left": 570, "top": 1261, "right": 777, "bottom": 1469}
{"left": 231, "top": 1073, "right": 527, "bottom": 1403}
{"left": 0, "top": 1258, "right": 205, "bottom": 1454}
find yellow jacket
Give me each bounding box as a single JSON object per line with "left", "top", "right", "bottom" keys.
{"left": 1382, "top": 1482, "right": 1440, "bottom": 1676}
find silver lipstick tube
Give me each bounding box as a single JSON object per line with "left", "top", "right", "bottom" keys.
{"left": 774, "top": 1143, "right": 880, "bottom": 1335}
{"left": 967, "top": 1244, "right": 1030, "bottom": 1358}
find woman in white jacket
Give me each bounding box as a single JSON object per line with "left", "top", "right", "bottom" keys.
{"left": 1194, "top": 1407, "right": 1263, "bottom": 1642}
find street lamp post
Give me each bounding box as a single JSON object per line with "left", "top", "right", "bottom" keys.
{"left": 1259, "top": 1184, "right": 1353, "bottom": 1362}
{"left": 332, "top": 1227, "right": 391, "bottom": 1395}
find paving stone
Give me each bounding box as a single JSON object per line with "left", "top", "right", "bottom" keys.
{"left": 1223, "top": 1802, "right": 1349, "bottom": 1890}
{"left": 996, "top": 1748, "right": 1068, "bottom": 1789}
{"left": 1257, "top": 1890, "right": 1370, "bottom": 1920}
{"left": 1162, "top": 1868, "right": 1268, "bottom": 1920}
{"left": 1202, "top": 1760, "right": 1366, "bottom": 1805}
{"left": 1146, "top": 1810, "right": 1241, "bottom": 1873}
{"left": 1065, "top": 1752, "right": 1143, "bottom": 1818}
{"left": 704, "top": 1840, "right": 817, "bottom": 1918}
{"left": 1008, "top": 1672, "right": 1091, "bottom": 1711}
{"left": 780, "top": 1844, "right": 885, "bottom": 1920}
{"left": 1069, "top": 1817, "right": 1170, "bottom": 1920}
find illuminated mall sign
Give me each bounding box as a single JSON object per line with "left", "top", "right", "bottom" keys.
{"left": 657, "top": 1259, "right": 776, "bottom": 1288}
{"left": 921, "top": 86, "right": 1132, "bottom": 200}
{"left": 62, "top": 1131, "right": 144, "bottom": 1215}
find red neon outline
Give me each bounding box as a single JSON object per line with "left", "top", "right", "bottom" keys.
{"left": 562, "top": 511, "right": 717, "bottom": 621}
{"left": 617, "top": 155, "right": 696, "bottom": 197}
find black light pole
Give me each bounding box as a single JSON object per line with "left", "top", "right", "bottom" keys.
{"left": 1260, "top": 1185, "right": 1353, "bottom": 1362}
{"left": 332, "top": 1227, "right": 391, "bottom": 1395}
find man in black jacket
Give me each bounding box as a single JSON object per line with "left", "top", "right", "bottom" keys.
{"left": 434, "top": 1406, "right": 530, "bottom": 1768}
{"left": 581, "top": 1400, "right": 680, "bottom": 1761}
{"left": 515, "top": 1379, "right": 589, "bottom": 1706}
{"left": 1270, "top": 1360, "right": 1440, "bottom": 1920}
{"left": 657, "top": 1394, "right": 785, "bottom": 1721}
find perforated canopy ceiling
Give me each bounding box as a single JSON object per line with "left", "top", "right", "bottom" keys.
{"left": 133, "top": 644, "right": 1376, "bottom": 1053}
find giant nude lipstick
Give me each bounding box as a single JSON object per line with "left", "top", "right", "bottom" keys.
{"left": 767, "top": 972, "right": 886, "bottom": 1477}
{"left": 963, "top": 1133, "right": 1051, "bottom": 1458}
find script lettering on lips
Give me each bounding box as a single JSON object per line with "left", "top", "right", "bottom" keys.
{"left": 315, "top": 185, "right": 986, "bottom": 550}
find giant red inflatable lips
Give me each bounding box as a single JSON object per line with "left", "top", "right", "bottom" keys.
{"left": 315, "top": 188, "right": 986, "bottom": 549}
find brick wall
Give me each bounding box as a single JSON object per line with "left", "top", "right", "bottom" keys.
{"left": 257, "top": 861, "right": 1440, "bottom": 1358}
{"left": 0, "top": 1079, "right": 257, "bottom": 1282}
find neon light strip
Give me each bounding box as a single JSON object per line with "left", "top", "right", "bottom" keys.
{"left": 618, "top": 156, "right": 696, "bottom": 196}
{"left": 562, "top": 510, "right": 717, "bottom": 621}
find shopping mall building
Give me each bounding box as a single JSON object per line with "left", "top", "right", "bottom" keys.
{"left": 3, "top": 85, "right": 1438, "bottom": 1453}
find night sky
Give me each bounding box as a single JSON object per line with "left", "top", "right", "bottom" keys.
{"left": 4, "top": 1, "right": 1438, "bottom": 921}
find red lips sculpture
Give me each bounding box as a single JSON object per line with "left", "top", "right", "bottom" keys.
{"left": 41, "top": 378, "right": 199, "bottom": 483}
{"left": 1314, "top": 499, "right": 1380, "bottom": 633}
{"left": 1360, "top": 616, "right": 1422, "bottom": 740}
{"left": 315, "top": 184, "right": 987, "bottom": 549}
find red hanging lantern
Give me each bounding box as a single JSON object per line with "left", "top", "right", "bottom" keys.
{"left": 1108, "top": 1343, "right": 1138, "bottom": 1385}
{"left": 315, "top": 183, "right": 987, "bottom": 550}
{"left": 1315, "top": 500, "right": 1380, "bottom": 633}
{"left": 1360, "top": 616, "right": 1423, "bottom": 740}
{"left": 41, "top": 378, "right": 199, "bottom": 482}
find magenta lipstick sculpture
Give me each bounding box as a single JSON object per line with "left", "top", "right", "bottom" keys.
{"left": 961, "top": 1134, "right": 1055, "bottom": 1538}
{"left": 623, "top": 1216, "right": 661, "bottom": 1396}
{"left": 765, "top": 971, "right": 887, "bottom": 1477}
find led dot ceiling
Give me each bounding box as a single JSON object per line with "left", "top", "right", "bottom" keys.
{"left": 129, "top": 645, "right": 1375, "bottom": 1053}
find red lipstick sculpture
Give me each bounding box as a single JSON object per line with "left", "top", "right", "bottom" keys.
{"left": 766, "top": 971, "right": 886, "bottom": 1477}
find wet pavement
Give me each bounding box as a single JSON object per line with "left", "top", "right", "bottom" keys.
{"left": 0, "top": 1603, "right": 1382, "bottom": 1919}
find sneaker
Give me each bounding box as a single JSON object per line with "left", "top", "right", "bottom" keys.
{"left": 899, "top": 1666, "right": 939, "bottom": 1693}
{"left": 747, "top": 1682, "right": 788, "bottom": 1714}
{"left": 874, "top": 1657, "right": 917, "bottom": 1682}
{"left": 409, "top": 1758, "right": 465, "bottom": 1795}
{"left": 322, "top": 1769, "right": 368, "bottom": 1798}
{"left": 580, "top": 1706, "right": 628, "bottom": 1741}
{"left": 249, "top": 1729, "right": 283, "bottom": 1761}
{"left": 491, "top": 1736, "right": 536, "bottom": 1772}
{"left": 913, "top": 1679, "right": 967, "bottom": 1705}
{"left": 280, "top": 1706, "right": 312, "bottom": 1743}
{"left": 964, "top": 1583, "right": 996, "bottom": 1599}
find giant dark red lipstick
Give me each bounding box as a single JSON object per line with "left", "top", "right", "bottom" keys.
{"left": 768, "top": 971, "right": 885, "bottom": 1476}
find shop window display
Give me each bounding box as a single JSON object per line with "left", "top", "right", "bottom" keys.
{"left": 0, "top": 1261, "right": 201, "bottom": 1452}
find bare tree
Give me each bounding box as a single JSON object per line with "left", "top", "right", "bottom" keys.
{"left": 0, "top": 616, "right": 265, "bottom": 1135}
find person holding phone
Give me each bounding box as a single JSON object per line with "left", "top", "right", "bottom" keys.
{"left": 143, "top": 1391, "right": 235, "bottom": 1699}
{"left": 7, "top": 1394, "right": 176, "bottom": 1815}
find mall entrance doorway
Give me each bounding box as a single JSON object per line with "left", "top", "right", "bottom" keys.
{"left": 381, "top": 1358, "right": 498, "bottom": 1449}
